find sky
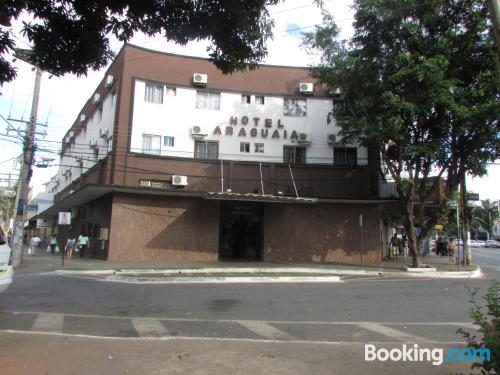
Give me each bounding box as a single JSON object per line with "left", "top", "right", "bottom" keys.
{"left": 0, "top": 0, "right": 498, "bottom": 203}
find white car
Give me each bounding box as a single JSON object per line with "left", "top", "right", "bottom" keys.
{"left": 0, "top": 242, "right": 13, "bottom": 293}
{"left": 485, "top": 240, "right": 500, "bottom": 248}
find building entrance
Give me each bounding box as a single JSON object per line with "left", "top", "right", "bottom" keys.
{"left": 219, "top": 201, "right": 263, "bottom": 261}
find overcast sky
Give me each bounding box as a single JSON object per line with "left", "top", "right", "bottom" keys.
{"left": 0, "top": 0, "right": 498, "bottom": 202}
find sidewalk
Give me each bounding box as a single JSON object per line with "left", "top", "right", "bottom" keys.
{"left": 15, "top": 245, "right": 479, "bottom": 279}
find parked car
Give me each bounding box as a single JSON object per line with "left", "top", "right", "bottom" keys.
{"left": 485, "top": 240, "right": 500, "bottom": 248}
{"left": 470, "top": 240, "right": 485, "bottom": 247}
{"left": 0, "top": 227, "right": 13, "bottom": 294}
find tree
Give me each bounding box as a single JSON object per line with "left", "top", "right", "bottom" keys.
{"left": 304, "top": 0, "right": 500, "bottom": 267}
{"left": 0, "top": 0, "right": 281, "bottom": 85}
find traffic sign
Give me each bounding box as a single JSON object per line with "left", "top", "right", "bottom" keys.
{"left": 467, "top": 193, "right": 479, "bottom": 201}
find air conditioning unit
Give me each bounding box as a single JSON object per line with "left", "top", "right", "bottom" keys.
{"left": 191, "top": 126, "right": 207, "bottom": 139}
{"left": 171, "top": 175, "right": 188, "bottom": 186}
{"left": 193, "top": 73, "right": 208, "bottom": 86}
{"left": 93, "top": 93, "right": 101, "bottom": 104}
{"left": 327, "top": 134, "right": 337, "bottom": 144}
{"left": 89, "top": 140, "right": 98, "bottom": 150}
{"left": 331, "top": 87, "right": 342, "bottom": 96}
{"left": 299, "top": 83, "right": 314, "bottom": 94}
{"left": 79, "top": 114, "right": 86, "bottom": 124}
{"left": 105, "top": 75, "right": 115, "bottom": 87}
{"left": 99, "top": 128, "right": 109, "bottom": 139}
{"left": 298, "top": 133, "right": 312, "bottom": 144}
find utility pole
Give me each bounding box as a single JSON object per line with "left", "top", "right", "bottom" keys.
{"left": 11, "top": 50, "right": 41, "bottom": 267}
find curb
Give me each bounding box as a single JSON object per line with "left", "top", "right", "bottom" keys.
{"left": 105, "top": 275, "right": 342, "bottom": 284}
{"left": 404, "top": 266, "right": 482, "bottom": 278}
{"left": 51, "top": 268, "right": 383, "bottom": 277}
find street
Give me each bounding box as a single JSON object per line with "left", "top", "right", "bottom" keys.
{"left": 0, "top": 248, "right": 498, "bottom": 374}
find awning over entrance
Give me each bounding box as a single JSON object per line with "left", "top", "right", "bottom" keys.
{"left": 204, "top": 192, "right": 318, "bottom": 204}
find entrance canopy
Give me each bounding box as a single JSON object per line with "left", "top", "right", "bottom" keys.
{"left": 204, "top": 192, "right": 318, "bottom": 204}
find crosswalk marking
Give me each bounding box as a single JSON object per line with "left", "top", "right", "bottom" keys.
{"left": 357, "top": 322, "right": 433, "bottom": 343}
{"left": 1, "top": 310, "right": 474, "bottom": 343}
{"left": 238, "top": 321, "right": 293, "bottom": 340}
{"left": 31, "top": 313, "right": 64, "bottom": 333}
{"left": 131, "top": 318, "right": 169, "bottom": 337}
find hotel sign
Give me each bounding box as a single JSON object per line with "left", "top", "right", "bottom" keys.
{"left": 212, "top": 116, "right": 304, "bottom": 141}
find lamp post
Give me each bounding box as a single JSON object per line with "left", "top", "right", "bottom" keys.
{"left": 10, "top": 48, "right": 41, "bottom": 267}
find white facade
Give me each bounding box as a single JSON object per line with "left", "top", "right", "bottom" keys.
{"left": 49, "top": 88, "right": 117, "bottom": 194}
{"left": 130, "top": 79, "right": 368, "bottom": 165}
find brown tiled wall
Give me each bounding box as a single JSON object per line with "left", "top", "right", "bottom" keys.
{"left": 107, "top": 193, "right": 220, "bottom": 261}
{"left": 263, "top": 203, "right": 382, "bottom": 263}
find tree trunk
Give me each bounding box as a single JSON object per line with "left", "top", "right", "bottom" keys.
{"left": 401, "top": 197, "right": 423, "bottom": 268}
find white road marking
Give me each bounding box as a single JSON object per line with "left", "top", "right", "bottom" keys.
{"left": 238, "top": 321, "right": 294, "bottom": 340}
{"left": 31, "top": 313, "right": 64, "bottom": 333}
{"left": 357, "top": 322, "right": 434, "bottom": 343}
{"left": 2, "top": 310, "right": 476, "bottom": 328}
{"left": 1, "top": 329, "right": 468, "bottom": 345}
{"left": 131, "top": 318, "right": 169, "bottom": 337}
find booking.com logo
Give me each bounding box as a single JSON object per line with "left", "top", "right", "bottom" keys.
{"left": 365, "top": 344, "right": 491, "bottom": 366}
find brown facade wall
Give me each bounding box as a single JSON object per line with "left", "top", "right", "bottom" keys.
{"left": 107, "top": 193, "right": 219, "bottom": 262}
{"left": 263, "top": 203, "right": 382, "bottom": 263}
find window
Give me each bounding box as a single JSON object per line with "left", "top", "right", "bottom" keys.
{"left": 240, "top": 142, "right": 250, "bottom": 153}
{"left": 111, "top": 91, "right": 117, "bottom": 107}
{"left": 256, "top": 95, "right": 265, "bottom": 105}
{"left": 151, "top": 181, "right": 164, "bottom": 188}
{"left": 283, "top": 146, "right": 307, "bottom": 164}
{"left": 142, "top": 134, "right": 161, "bottom": 155}
{"left": 242, "top": 94, "right": 251, "bottom": 104}
{"left": 144, "top": 82, "right": 164, "bottom": 104}
{"left": 164, "top": 136, "right": 175, "bottom": 147}
{"left": 196, "top": 91, "right": 221, "bottom": 110}
{"left": 283, "top": 98, "right": 307, "bottom": 117}
{"left": 334, "top": 147, "right": 357, "bottom": 167}
{"left": 107, "top": 138, "right": 113, "bottom": 152}
{"left": 165, "top": 87, "right": 176, "bottom": 97}
{"left": 97, "top": 106, "right": 103, "bottom": 122}
{"left": 254, "top": 143, "right": 264, "bottom": 153}
{"left": 194, "top": 141, "right": 219, "bottom": 160}
{"left": 139, "top": 180, "right": 151, "bottom": 187}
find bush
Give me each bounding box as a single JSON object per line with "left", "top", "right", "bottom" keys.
{"left": 458, "top": 281, "right": 500, "bottom": 374}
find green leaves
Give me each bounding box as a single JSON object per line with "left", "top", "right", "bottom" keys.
{"left": 0, "top": 0, "right": 281, "bottom": 83}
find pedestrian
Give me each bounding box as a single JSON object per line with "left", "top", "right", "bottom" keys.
{"left": 49, "top": 233, "right": 58, "bottom": 255}
{"left": 389, "top": 234, "right": 399, "bottom": 259}
{"left": 401, "top": 234, "right": 409, "bottom": 259}
{"left": 448, "top": 238, "right": 457, "bottom": 262}
{"left": 77, "top": 232, "right": 89, "bottom": 258}
{"left": 29, "top": 234, "right": 41, "bottom": 256}
{"left": 436, "top": 237, "right": 444, "bottom": 256}
{"left": 65, "top": 234, "right": 77, "bottom": 259}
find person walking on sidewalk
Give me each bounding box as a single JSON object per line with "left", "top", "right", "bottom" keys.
{"left": 77, "top": 233, "right": 89, "bottom": 258}
{"left": 447, "top": 238, "right": 457, "bottom": 262}
{"left": 29, "top": 234, "right": 41, "bottom": 256}
{"left": 49, "top": 233, "right": 58, "bottom": 255}
{"left": 65, "top": 234, "right": 77, "bottom": 259}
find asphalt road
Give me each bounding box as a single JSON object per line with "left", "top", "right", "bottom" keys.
{"left": 471, "top": 245, "right": 500, "bottom": 270}
{"left": 0, "top": 251, "right": 498, "bottom": 374}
